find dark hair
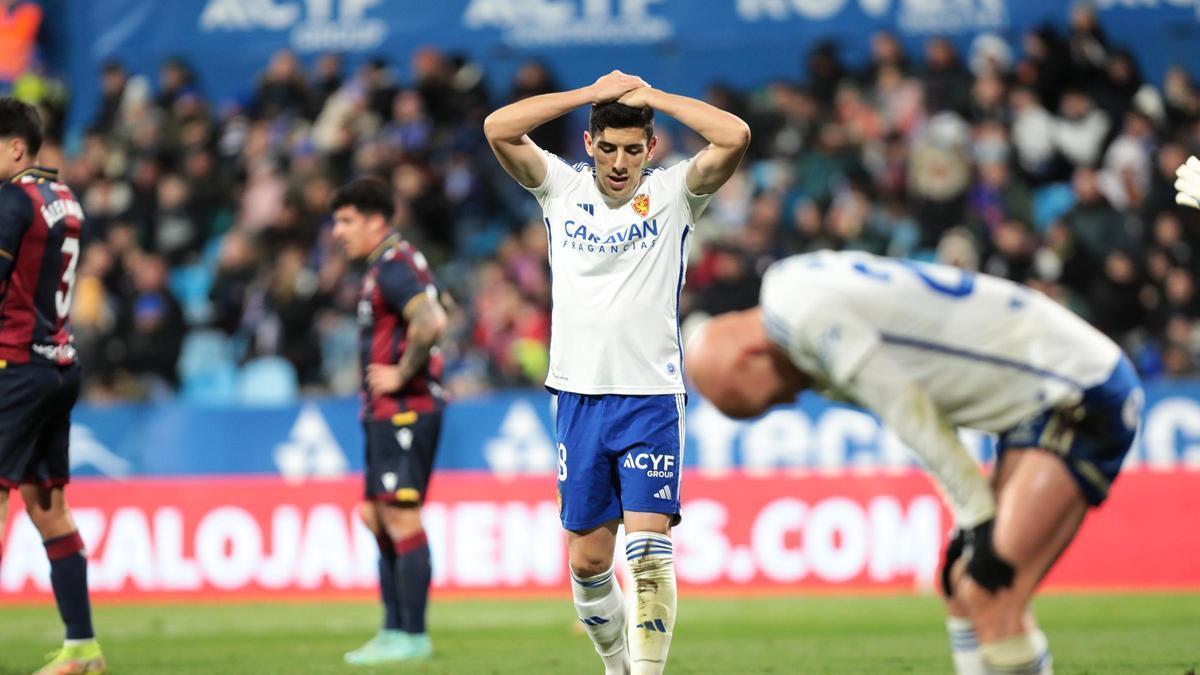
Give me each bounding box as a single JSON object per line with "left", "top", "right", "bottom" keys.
{"left": 330, "top": 177, "right": 396, "bottom": 221}
{"left": 589, "top": 102, "right": 654, "bottom": 141}
{"left": 0, "top": 98, "right": 43, "bottom": 156}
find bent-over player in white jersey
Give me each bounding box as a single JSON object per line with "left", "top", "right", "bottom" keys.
{"left": 686, "top": 251, "right": 1143, "bottom": 675}
{"left": 485, "top": 71, "right": 749, "bottom": 675}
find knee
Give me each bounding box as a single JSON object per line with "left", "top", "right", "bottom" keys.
{"left": 570, "top": 554, "right": 613, "bottom": 579}
{"left": 380, "top": 505, "right": 423, "bottom": 540}
{"left": 356, "top": 502, "right": 379, "bottom": 531}
{"left": 24, "top": 501, "right": 68, "bottom": 536}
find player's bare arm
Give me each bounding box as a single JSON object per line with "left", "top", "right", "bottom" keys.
{"left": 483, "top": 70, "right": 647, "bottom": 188}
{"left": 617, "top": 86, "right": 750, "bottom": 195}
{"left": 366, "top": 292, "right": 447, "bottom": 397}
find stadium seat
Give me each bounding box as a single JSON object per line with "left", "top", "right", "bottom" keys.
{"left": 236, "top": 356, "right": 300, "bottom": 405}
{"left": 169, "top": 263, "right": 215, "bottom": 325}
{"left": 178, "top": 330, "right": 237, "bottom": 405}
{"left": 181, "top": 360, "right": 237, "bottom": 405}
{"left": 178, "top": 330, "right": 231, "bottom": 378}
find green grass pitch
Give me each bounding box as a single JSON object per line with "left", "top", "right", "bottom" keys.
{"left": 0, "top": 593, "right": 1196, "bottom": 674}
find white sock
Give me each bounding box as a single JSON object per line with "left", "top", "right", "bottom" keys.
{"left": 571, "top": 565, "right": 629, "bottom": 675}
{"left": 63, "top": 638, "right": 96, "bottom": 647}
{"left": 626, "top": 532, "right": 676, "bottom": 675}
{"left": 946, "top": 616, "right": 986, "bottom": 675}
{"left": 982, "top": 630, "right": 1053, "bottom": 675}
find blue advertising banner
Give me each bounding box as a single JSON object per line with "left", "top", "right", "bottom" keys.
{"left": 67, "top": 379, "right": 1200, "bottom": 479}
{"left": 56, "top": 1, "right": 1200, "bottom": 138}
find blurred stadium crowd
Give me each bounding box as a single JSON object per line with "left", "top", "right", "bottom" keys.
{"left": 13, "top": 4, "right": 1200, "bottom": 403}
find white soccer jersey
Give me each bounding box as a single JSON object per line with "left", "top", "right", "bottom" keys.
{"left": 526, "top": 149, "right": 711, "bottom": 395}
{"left": 761, "top": 250, "right": 1122, "bottom": 433}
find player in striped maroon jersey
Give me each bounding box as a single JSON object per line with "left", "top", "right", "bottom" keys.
{"left": 0, "top": 99, "right": 105, "bottom": 674}
{"left": 330, "top": 178, "right": 447, "bottom": 665}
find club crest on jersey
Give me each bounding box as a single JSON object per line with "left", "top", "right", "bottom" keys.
{"left": 632, "top": 193, "right": 649, "bottom": 217}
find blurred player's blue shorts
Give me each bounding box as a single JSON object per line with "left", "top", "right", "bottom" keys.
{"left": 997, "top": 356, "right": 1142, "bottom": 506}
{"left": 555, "top": 392, "right": 686, "bottom": 532}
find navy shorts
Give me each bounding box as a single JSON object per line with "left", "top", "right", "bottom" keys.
{"left": 364, "top": 409, "right": 443, "bottom": 504}
{"left": 997, "top": 356, "right": 1142, "bottom": 506}
{"left": 555, "top": 392, "right": 686, "bottom": 532}
{"left": 0, "top": 363, "right": 81, "bottom": 489}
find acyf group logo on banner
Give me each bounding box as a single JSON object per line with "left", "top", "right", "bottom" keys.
{"left": 200, "top": 0, "right": 388, "bottom": 51}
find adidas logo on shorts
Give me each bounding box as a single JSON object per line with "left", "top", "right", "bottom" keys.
{"left": 653, "top": 485, "right": 672, "bottom": 500}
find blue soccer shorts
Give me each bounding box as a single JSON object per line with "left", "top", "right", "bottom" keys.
{"left": 996, "top": 355, "right": 1142, "bottom": 506}
{"left": 555, "top": 392, "right": 686, "bottom": 532}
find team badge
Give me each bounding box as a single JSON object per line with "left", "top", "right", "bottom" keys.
{"left": 632, "top": 194, "right": 649, "bottom": 217}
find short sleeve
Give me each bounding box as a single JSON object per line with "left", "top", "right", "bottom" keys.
{"left": 760, "top": 262, "right": 880, "bottom": 389}
{"left": 378, "top": 258, "right": 435, "bottom": 315}
{"left": 0, "top": 184, "right": 32, "bottom": 280}
{"left": 658, "top": 159, "right": 713, "bottom": 224}
{"left": 523, "top": 149, "right": 577, "bottom": 206}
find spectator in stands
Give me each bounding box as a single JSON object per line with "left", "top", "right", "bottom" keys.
{"left": 209, "top": 229, "right": 258, "bottom": 335}
{"left": 242, "top": 245, "right": 323, "bottom": 385}
{"left": 114, "top": 252, "right": 186, "bottom": 394}
{"left": 156, "top": 57, "right": 196, "bottom": 110}
{"left": 508, "top": 60, "right": 570, "bottom": 158}
{"left": 93, "top": 60, "right": 128, "bottom": 135}
{"left": 0, "top": 0, "right": 40, "bottom": 88}
{"left": 1064, "top": 167, "right": 1131, "bottom": 261}
{"left": 253, "top": 49, "right": 309, "bottom": 121}
{"left": 1054, "top": 89, "right": 1110, "bottom": 169}
{"left": 922, "top": 37, "right": 972, "bottom": 116}
{"left": 307, "top": 53, "right": 344, "bottom": 119}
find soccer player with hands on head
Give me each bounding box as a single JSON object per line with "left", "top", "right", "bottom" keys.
{"left": 686, "top": 250, "right": 1143, "bottom": 675}
{"left": 485, "top": 70, "right": 750, "bottom": 674}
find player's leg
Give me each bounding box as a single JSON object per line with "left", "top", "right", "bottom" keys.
{"left": 25, "top": 365, "right": 104, "bottom": 675}
{"left": 23, "top": 484, "right": 105, "bottom": 675}
{"left": 616, "top": 393, "right": 686, "bottom": 675}
{"left": 382, "top": 410, "right": 441, "bottom": 658}
{"left": 953, "top": 449, "right": 1086, "bottom": 674}
{"left": 359, "top": 500, "right": 404, "bottom": 632}
{"left": 347, "top": 412, "right": 440, "bottom": 664}
{"left": 376, "top": 501, "right": 431, "bottom": 650}
{"left": 558, "top": 392, "right": 628, "bottom": 675}
{"left": 954, "top": 361, "right": 1140, "bottom": 674}
{"left": 344, "top": 496, "right": 408, "bottom": 664}
{"left": 940, "top": 453, "right": 1023, "bottom": 675}
{"left": 623, "top": 511, "right": 674, "bottom": 675}
{"left": 568, "top": 521, "right": 629, "bottom": 675}
{"left": 362, "top": 502, "right": 403, "bottom": 634}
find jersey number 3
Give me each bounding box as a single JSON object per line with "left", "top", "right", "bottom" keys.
{"left": 55, "top": 236, "right": 79, "bottom": 321}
